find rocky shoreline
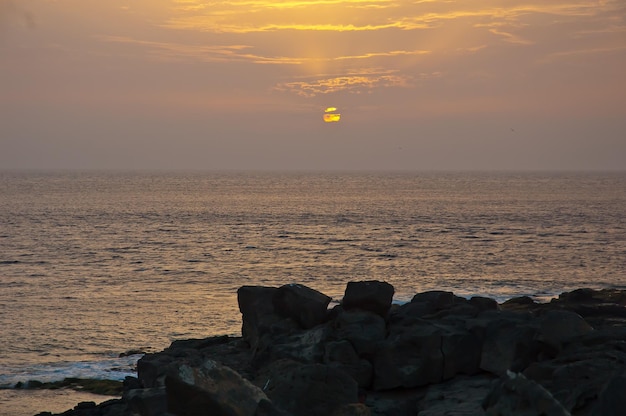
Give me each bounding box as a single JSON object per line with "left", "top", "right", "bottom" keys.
{"left": 34, "top": 282, "right": 626, "bottom": 416}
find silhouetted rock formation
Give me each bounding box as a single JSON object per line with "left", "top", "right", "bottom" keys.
{"left": 35, "top": 283, "right": 626, "bottom": 416}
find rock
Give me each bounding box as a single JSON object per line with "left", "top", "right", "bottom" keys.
{"left": 35, "top": 285, "right": 626, "bottom": 416}
{"left": 331, "top": 403, "right": 372, "bottom": 416}
{"left": 482, "top": 371, "right": 571, "bottom": 416}
{"left": 537, "top": 309, "right": 593, "bottom": 353}
{"left": 591, "top": 374, "right": 626, "bottom": 416}
{"left": 254, "top": 324, "right": 329, "bottom": 367}
{"left": 332, "top": 309, "right": 386, "bottom": 356}
{"left": 273, "top": 283, "right": 332, "bottom": 329}
{"left": 500, "top": 296, "right": 537, "bottom": 311}
{"left": 165, "top": 359, "right": 268, "bottom": 416}
{"left": 523, "top": 347, "right": 626, "bottom": 414}
{"left": 324, "top": 340, "right": 373, "bottom": 388}
{"left": 258, "top": 360, "right": 359, "bottom": 416}
{"left": 124, "top": 387, "right": 167, "bottom": 416}
{"left": 441, "top": 325, "right": 483, "bottom": 378}
{"left": 342, "top": 281, "right": 395, "bottom": 318}
{"left": 417, "top": 375, "right": 494, "bottom": 416}
{"left": 373, "top": 320, "right": 445, "bottom": 390}
{"left": 470, "top": 296, "right": 499, "bottom": 313}
{"left": 405, "top": 290, "right": 458, "bottom": 317}
{"left": 237, "top": 286, "right": 284, "bottom": 349}
{"left": 477, "top": 311, "right": 541, "bottom": 375}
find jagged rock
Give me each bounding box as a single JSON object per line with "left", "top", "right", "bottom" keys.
{"left": 342, "top": 281, "right": 395, "bottom": 318}
{"left": 482, "top": 371, "right": 571, "bottom": 416}
{"left": 165, "top": 359, "right": 268, "bottom": 416}
{"left": 273, "top": 283, "right": 332, "bottom": 329}
{"left": 258, "top": 360, "right": 359, "bottom": 416}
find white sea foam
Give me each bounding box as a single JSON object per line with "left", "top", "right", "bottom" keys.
{"left": 0, "top": 355, "right": 141, "bottom": 389}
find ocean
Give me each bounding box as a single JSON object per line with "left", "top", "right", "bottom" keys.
{"left": 1, "top": 171, "right": 625, "bottom": 415}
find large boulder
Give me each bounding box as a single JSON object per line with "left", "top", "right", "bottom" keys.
{"left": 165, "top": 359, "right": 268, "bottom": 416}
{"left": 273, "top": 283, "right": 332, "bottom": 329}
{"left": 342, "top": 281, "right": 395, "bottom": 318}
{"left": 237, "top": 286, "right": 286, "bottom": 350}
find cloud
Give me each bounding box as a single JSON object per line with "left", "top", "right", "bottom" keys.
{"left": 274, "top": 69, "right": 412, "bottom": 96}
{"left": 0, "top": 0, "right": 34, "bottom": 31}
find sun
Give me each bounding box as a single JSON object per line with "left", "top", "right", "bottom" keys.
{"left": 323, "top": 107, "right": 341, "bottom": 123}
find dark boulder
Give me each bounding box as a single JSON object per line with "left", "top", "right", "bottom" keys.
{"left": 273, "top": 283, "right": 332, "bottom": 329}
{"left": 237, "top": 286, "right": 286, "bottom": 350}
{"left": 165, "top": 359, "right": 268, "bottom": 416}
{"left": 342, "top": 281, "right": 395, "bottom": 318}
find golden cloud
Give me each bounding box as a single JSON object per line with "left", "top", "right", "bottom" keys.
{"left": 275, "top": 72, "right": 411, "bottom": 96}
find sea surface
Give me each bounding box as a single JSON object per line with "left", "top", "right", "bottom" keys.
{"left": 1, "top": 171, "right": 625, "bottom": 415}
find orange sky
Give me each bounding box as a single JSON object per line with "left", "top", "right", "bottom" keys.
{"left": 1, "top": 0, "right": 625, "bottom": 170}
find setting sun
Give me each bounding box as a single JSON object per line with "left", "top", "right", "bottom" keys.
{"left": 324, "top": 107, "right": 341, "bottom": 122}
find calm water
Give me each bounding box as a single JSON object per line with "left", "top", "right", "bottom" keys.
{"left": 1, "top": 171, "right": 625, "bottom": 413}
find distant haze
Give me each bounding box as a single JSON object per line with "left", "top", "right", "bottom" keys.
{"left": 1, "top": 0, "right": 625, "bottom": 171}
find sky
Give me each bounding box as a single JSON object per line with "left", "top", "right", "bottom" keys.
{"left": 1, "top": 0, "right": 625, "bottom": 171}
